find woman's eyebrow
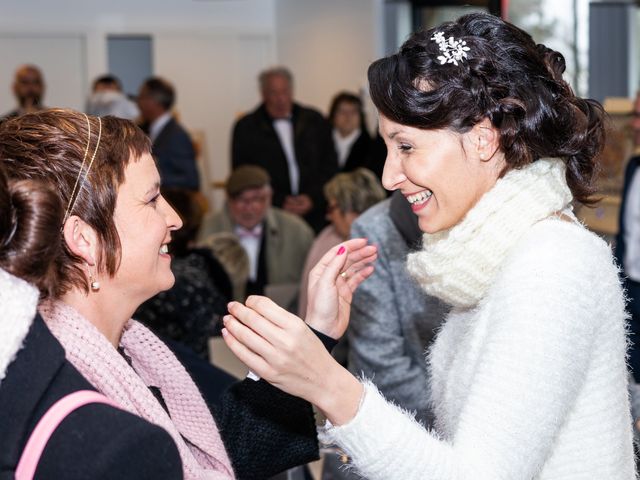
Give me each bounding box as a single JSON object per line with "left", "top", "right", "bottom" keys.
{"left": 144, "top": 181, "right": 161, "bottom": 197}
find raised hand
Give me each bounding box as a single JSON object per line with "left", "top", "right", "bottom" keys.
{"left": 305, "top": 238, "right": 377, "bottom": 338}
{"left": 222, "top": 296, "right": 364, "bottom": 425}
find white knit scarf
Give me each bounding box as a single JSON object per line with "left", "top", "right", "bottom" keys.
{"left": 0, "top": 268, "right": 39, "bottom": 386}
{"left": 40, "top": 300, "right": 235, "bottom": 480}
{"left": 407, "top": 158, "right": 573, "bottom": 309}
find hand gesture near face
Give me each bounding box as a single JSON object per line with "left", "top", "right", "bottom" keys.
{"left": 221, "top": 239, "right": 376, "bottom": 422}
{"left": 304, "top": 238, "right": 377, "bottom": 338}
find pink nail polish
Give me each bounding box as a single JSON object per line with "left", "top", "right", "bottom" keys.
{"left": 337, "top": 246, "right": 346, "bottom": 255}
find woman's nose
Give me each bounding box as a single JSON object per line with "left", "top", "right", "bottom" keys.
{"left": 165, "top": 200, "right": 183, "bottom": 230}
{"left": 381, "top": 153, "right": 405, "bottom": 191}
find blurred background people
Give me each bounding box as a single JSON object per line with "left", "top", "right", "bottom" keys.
{"left": 138, "top": 76, "right": 200, "bottom": 191}
{"left": 231, "top": 66, "right": 337, "bottom": 233}
{"left": 200, "top": 165, "right": 313, "bottom": 303}
{"left": 328, "top": 91, "right": 384, "bottom": 179}
{"left": 86, "top": 74, "right": 140, "bottom": 120}
{"left": 2, "top": 64, "right": 45, "bottom": 121}
{"left": 298, "top": 168, "right": 385, "bottom": 321}
{"left": 200, "top": 232, "right": 250, "bottom": 302}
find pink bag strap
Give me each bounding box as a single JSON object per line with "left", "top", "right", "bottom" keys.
{"left": 15, "top": 390, "right": 120, "bottom": 480}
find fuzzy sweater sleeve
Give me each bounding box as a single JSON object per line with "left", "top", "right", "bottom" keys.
{"left": 320, "top": 222, "right": 629, "bottom": 480}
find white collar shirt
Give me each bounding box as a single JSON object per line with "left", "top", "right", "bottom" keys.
{"left": 272, "top": 118, "right": 300, "bottom": 195}
{"left": 149, "top": 112, "right": 172, "bottom": 143}
{"left": 333, "top": 128, "right": 361, "bottom": 169}
{"left": 234, "top": 224, "right": 263, "bottom": 281}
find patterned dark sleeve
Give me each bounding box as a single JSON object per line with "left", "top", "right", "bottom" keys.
{"left": 214, "top": 379, "right": 319, "bottom": 480}
{"left": 213, "top": 325, "right": 337, "bottom": 479}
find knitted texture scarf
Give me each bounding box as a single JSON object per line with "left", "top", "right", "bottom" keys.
{"left": 407, "top": 158, "right": 573, "bottom": 308}
{"left": 39, "top": 300, "right": 235, "bottom": 480}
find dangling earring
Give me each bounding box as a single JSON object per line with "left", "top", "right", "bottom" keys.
{"left": 86, "top": 264, "right": 100, "bottom": 292}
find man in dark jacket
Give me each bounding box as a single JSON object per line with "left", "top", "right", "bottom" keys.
{"left": 231, "top": 67, "right": 338, "bottom": 233}
{"left": 138, "top": 77, "right": 200, "bottom": 191}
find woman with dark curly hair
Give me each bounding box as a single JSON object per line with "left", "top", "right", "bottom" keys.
{"left": 222, "top": 12, "right": 636, "bottom": 479}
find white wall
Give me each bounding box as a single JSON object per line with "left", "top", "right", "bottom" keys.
{"left": 275, "top": 0, "right": 383, "bottom": 116}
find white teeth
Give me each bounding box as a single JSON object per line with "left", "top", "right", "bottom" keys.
{"left": 159, "top": 244, "right": 169, "bottom": 254}
{"left": 407, "top": 190, "right": 433, "bottom": 205}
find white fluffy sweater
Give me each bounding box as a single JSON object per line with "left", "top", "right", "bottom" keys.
{"left": 320, "top": 159, "right": 636, "bottom": 479}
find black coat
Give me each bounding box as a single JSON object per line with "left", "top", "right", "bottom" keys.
{"left": 152, "top": 117, "right": 200, "bottom": 191}
{"left": 340, "top": 130, "right": 373, "bottom": 173}
{"left": 0, "top": 315, "right": 183, "bottom": 479}
{"left": 1, "top": 315, "right": 321, "bottom": 480}
{"left": 232, "top": 103, "right": 338, "bottom": 233}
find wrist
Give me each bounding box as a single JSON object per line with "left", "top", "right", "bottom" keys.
{"left": 305, "top": 314, "right": 339, "bottom": 339}
{"left": 315, "top": 362, "right": 363, "bottom": 426}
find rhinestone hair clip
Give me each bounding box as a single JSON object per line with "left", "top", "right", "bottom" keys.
{"left": 431, "top": 31, "right": 470, "bottom": 66}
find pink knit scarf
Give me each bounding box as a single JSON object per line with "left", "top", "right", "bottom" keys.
{"left": 40, "top": 300, "right": 235, "bottom": 480}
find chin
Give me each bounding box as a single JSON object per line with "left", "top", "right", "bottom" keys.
{"left": 418, "top": 217, "right": 439, "bottom": 234}
{"left": 157, "top": 272, "right": 176, "bottom": 292}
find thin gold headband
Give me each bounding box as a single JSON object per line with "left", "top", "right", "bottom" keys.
{"left": 62, "top": 114, "right": 102, "bottom": 226}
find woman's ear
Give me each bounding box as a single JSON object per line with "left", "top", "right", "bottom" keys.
{"left": 62, "top": 215, "right": 99, "bottom": 266}
{"left": 472, "top": 118, "right": 501, "bottom": 162}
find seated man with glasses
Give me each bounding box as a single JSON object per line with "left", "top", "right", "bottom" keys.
{"left": 200, "top": 165, "right": 314, "bottom": 300}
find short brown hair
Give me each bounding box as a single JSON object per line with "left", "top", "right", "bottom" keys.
{"left": 0, "top": 108, "right": 151, "bottom": 297}
{"left": 0, "top": 171, "right": 63, "bottom": 299}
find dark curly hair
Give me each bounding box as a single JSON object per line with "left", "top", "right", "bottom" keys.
{"left": 368, "top": 12, "right": 605, "bottom": 204}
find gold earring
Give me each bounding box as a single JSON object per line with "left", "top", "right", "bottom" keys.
{"left": 87, "top": 264, "right": 100, "bottom": 292}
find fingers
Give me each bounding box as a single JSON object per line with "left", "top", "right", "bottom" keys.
{"left": 227, "top": 299, "right": 283, "bottom": 341}
{"left": 346, "top": 264, "right": 375, "bottom": 291}
{"left": 223, "top": 312, "right": 276, "bottom": 359}
{"left": 343, "top": 245, "right": 378, "bottom": 270}
{"left": 221, "top": 327, "right": 271, "bottom": 377}
{"left": 310, "top": 238, "right": 368, "bottom": 277}
{"left": 341, "top": 250, "right": 378, "bottom": 279}
{"left": 241, "top": 295, "right": 303, "bottom": 331}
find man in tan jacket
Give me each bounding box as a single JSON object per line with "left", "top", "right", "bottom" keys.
{"left": 200, "top": 165, "right": 314, "bottom": 303}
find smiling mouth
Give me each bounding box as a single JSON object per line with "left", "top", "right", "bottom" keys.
{"left": 406, "top": 190, "right": 433, "bottom": 206}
